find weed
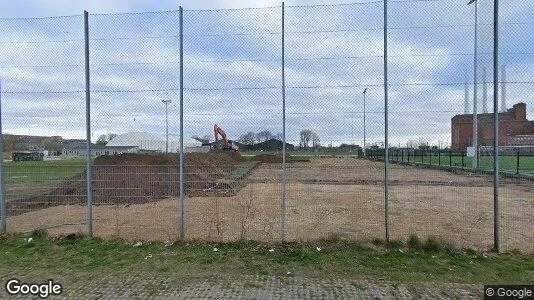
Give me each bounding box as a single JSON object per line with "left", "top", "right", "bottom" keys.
{"left": 422, "top": 236, "right": 443, "bottom": 252}
{"left": 30, "top": 228, "right": 48, "bottom": 238}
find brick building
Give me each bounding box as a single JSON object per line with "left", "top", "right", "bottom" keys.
{"left": 451, "top": 103, "right": 534, "bottom": 150}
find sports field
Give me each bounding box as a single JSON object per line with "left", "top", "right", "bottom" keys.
{"left": 5, "top": 156, "right": 533, "bottom": 253}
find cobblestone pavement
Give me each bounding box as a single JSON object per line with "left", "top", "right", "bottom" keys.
{"left": 1, "top": 271, "right": 483, "bottom": 299}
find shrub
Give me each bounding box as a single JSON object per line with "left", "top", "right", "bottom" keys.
{"left": 407, "top": 235, "right": 422, "bottom": 250}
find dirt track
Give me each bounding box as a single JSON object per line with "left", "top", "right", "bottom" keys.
{"left": 6, "top": 157, "right": 534, "bottom": 252}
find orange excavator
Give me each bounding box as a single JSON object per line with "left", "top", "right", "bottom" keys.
{"left": 213, "top": 124, "right": 239, "bottom": 152}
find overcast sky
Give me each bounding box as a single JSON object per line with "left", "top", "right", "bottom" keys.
{"left": 0, "top": 0, "right": 532, "bottom": 147}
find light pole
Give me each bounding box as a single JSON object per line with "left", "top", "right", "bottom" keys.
{"left": 363, "top": 88, "right": 368, "bottom": 157}
{"left": 162, "top": 100, "right": 171, "bottom": 153}
{"left": 469, "top": 0, "right": 479, "bottom": 170}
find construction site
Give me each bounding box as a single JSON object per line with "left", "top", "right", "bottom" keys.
{"left": 0, "top": 1, "right": 533, "bottom": 258}
{"left": 4, "top": 151, "right": 533, "bottom": 253}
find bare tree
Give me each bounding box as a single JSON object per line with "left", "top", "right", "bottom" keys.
{"left": 300, "top": 129, "right": 313, "bottom": 148}
{"left": 238, "top": 132, "right": 256, "bottom": 145}
{"left": 405, "top": 139, "right": 418, "bottom": 148}
{"left": 417, "top": 137, "right": 428, "bottom": 147}
{"left": 255, "top": 130, "right": 275, "bottom": 143}
{"left": 311, "top": 132, "right": 320, "bottom": 148}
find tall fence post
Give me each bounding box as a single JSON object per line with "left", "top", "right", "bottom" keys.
{"left": 516, "top": 149, "right": 520, "bottom": 174}
{"left": 0, "top": 78, "right": 5, "bottom": 233}
{"left": 281, "top": 2, "right": 287, "bottom": 242}
{"left": 383, "top": 0, "right": 390, "bottom": 242}
{"left": 179, "top": 6, "right": 185, "bottom": 241}
{"left": 493, "top": 0, "right": 500, "bottom": 252}
{"left": 84, "top": 11, "right": 93, "bottom": 237}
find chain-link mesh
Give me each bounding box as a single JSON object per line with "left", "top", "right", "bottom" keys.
{"left": 87, "top": 10, "right": 181, "bottom": 240}
{"left": 0, "top": 15, "right": 86, "bottom": 235}
{"left": 285, "top": 2, "right": 385, "bottom": 241}
{"left": 0, "top": 2, "right": 532, "bottom": 252}
{"left": 183, "top": 7, "right": 283, "bottom": 241}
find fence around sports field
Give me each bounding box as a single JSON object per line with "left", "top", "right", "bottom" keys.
{"left": 0, "top": 1, "right": 533, "bottom": 253}
{"left": 367, "top": 148, "right": 534, "bottom": 177}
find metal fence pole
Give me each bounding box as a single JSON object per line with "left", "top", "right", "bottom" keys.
{"left": 84, "top": 11, "right": 93, "bottom": 237}
{"left": 472, "top": 0, "right": 479, "bottom": 170}
{"left": 516, "top": 149, "right": 520, "bottom": 174}
{"left": 179, "top": 6, "right": 185, "bottom": 241}
{"left": 0, "top": 78, "right": 5, "bottom": 233}
{"left": 383, "top": 0, "right": 390, "bottom": 242}
{"left": 281, "top": 2, "right": 287, "bottom": 242}
{"left": 493, "top": 0, "right": 500, "bottom": 252}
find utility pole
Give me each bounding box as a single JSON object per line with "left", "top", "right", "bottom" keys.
{"left": 162, "top": 100, "right": 171, "bottom": 153}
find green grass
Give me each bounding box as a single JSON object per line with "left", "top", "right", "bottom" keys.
{"left": 4, "top": 159, "right": 86, "bottom": 184}
{"left": 1, "top": 234, "right": 533, "bottom": 284}
{"left": 385, "top": 154, "right": 534, "bottom": 175}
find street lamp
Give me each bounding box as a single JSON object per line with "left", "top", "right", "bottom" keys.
{"left": 363, "top": 87, "right": 368, "bottom": 157}
{"left": 469, "top": 0, "right": 479, "bottom": 170}
{"left": 162, "top": 100, "right": 171, "bottom": 153}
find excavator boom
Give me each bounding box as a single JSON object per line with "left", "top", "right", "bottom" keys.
{"left": 213, "top": 124, "right": 239, "bottom": 152}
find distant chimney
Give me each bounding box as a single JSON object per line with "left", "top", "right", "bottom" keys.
{"left": 464, "top": 70, "right": 470, "bottom": 114}
{"left": 500, "top": 65, "right": 507, "bottom": 112}
{"left": 482, "top": 66, "right": 488, "bottom": 113}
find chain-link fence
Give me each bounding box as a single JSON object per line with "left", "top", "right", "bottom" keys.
{"left": 0, "top": 1, "right": 532, "bottom": 252}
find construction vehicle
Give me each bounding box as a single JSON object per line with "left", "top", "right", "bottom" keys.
{"left": 213, "top": 124, "right": 239, "bottom": 152}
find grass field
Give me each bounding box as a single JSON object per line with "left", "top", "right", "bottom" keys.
{"left": 1, "top": 234, "right": 532, "bottom": 285}
{"left": 4, "top": 159, "right": 86, "bottom": 184}
{"left": 385, "top": 154, "right": 534, "bottom": 175}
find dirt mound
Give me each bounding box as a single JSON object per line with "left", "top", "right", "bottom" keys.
{"left": 93, "top": 152, "right": 245, "bottom": 166}
{"left": 7, "top": 153, "right": 256, "bottom": 216}
{"left": 250, "top": 154, "right": 284, "bottom": 163}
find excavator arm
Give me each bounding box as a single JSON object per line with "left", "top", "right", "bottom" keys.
{"left": 213, "top": 124, "right": 239, "bottom": 152}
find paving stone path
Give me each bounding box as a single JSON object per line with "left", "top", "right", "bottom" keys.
{"left": 1, "top": 270, "right": 483, "bottom": 299}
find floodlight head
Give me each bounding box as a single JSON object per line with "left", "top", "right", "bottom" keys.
{"left": 363, "top": 88, "right": 368, "bottom": 94}
{"left": 467, "top": 0, "right": 477, "bottom": 5}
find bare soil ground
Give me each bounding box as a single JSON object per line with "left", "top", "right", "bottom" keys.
{"left": 6, "top": 158, "right": 534, "bottom": 252}
{"left": 6, "top": 153, "right": 256, "bottom": 215}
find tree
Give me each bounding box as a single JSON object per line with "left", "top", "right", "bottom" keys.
{"left": 3, "top": 135, "right": 20, "bottom": 152}
{"left": 311, "top": 132, "right": 320, "bottom": 148}
{"left": 255, "top": 130, "right": 275, "bottom": 143}
{"left": 238, "top": 131, "right": 256, "bottom": 145}
{"left": 405, "top": 139, "right": 418, "bottom": 148}
{"left": 299, "top": 129, "right": 313, "bottom": 149}
{"left": 96, "top": 133, "right": 118, "bottom": 146}
{"left": 43, "top": 137, "right": 63, "bottom": 151}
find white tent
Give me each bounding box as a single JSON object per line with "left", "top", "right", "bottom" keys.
{"left": 107, "top": 132, "right": 202, "bottom": 153}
